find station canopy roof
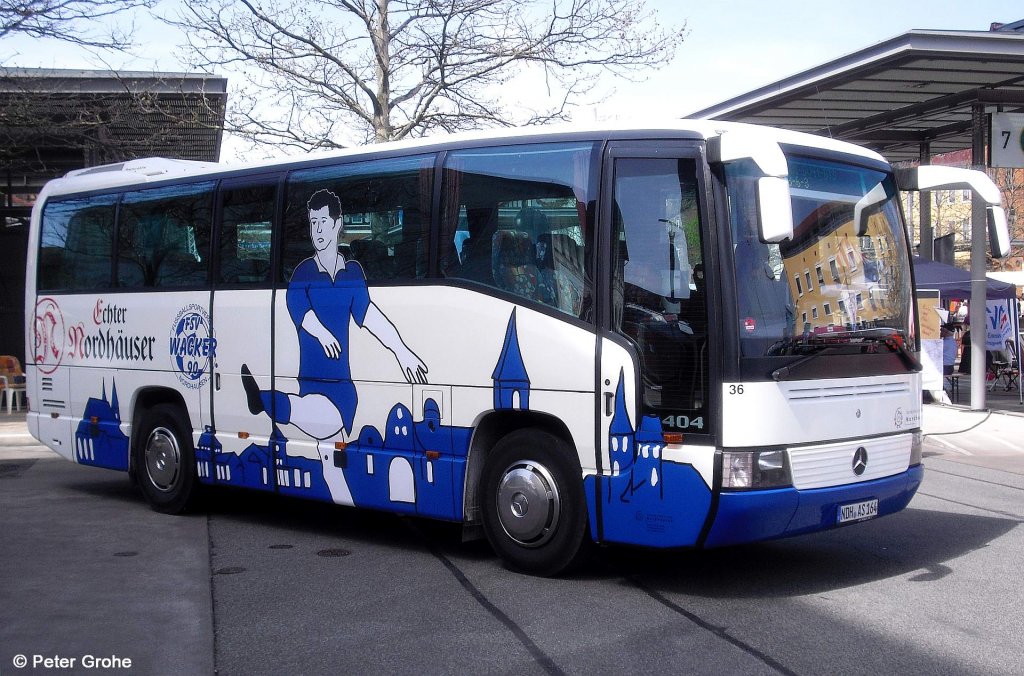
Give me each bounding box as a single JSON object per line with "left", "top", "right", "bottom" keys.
{"left": 0, "top": 68, "right": 227, "bottom": 213}
{"left": 687, "top": 25, "right": 1024, "bottom": 164}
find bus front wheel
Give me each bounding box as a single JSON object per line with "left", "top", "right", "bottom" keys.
{"left": 481, "top": 428, "right": 590, "bottom": 576}
{"left": 133, "top": 404, "right": 199, "bottom": 514}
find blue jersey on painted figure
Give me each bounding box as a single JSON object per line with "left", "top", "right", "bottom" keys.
{"left": 279, "top": 256, "right": 370, "bottom": 435}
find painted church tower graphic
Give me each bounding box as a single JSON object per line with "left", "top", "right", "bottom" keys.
{"left": 493, "top": 309, "right": 530, "bottom": 410}
{"left": 75, "top": 380, "right": 129, "bottom": 471}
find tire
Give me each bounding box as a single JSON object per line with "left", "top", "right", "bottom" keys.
{"left": 480, "top": 428, "right": 591, "bottom": 576}
{"left": 132, "top": 403, "right": 199, "bottom": 514}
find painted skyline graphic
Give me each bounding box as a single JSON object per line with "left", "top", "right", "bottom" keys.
{"left": 74, "top": 379, "right": 129, "bottom": 471}
{"left": 73, "top": 308, "right": 710, "bottom": 547}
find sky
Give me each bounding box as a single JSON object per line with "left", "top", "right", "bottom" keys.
{"left": 2, "top": 0, "right": 1023, "bottom": 157}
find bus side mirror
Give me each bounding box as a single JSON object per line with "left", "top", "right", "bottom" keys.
{"left": 755, "top": 176, "right": 794, "bottom": 243}
{"left": 708, "top": 132, "right": 794, "bottom": 244}
{"left": 853, "top": 182, "right": 889, "bottom": 237}
{"left": 988, "top": 204, "right": 1011, "bottom": 258}
{"left": 896, "top": 165, "right": 1010, "bottom": 258}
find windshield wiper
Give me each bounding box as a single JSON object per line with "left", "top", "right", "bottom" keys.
{"left": 770, "top": 328, "right": 920, "bottom": 381}
{"left": 855, "top": 328, "right": 921, "bottom": 371}
{"left": 766, "top": 333, "right": 846, "bottom": 357}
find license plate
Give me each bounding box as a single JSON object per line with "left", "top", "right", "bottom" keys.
{"left": 837, "top": 499, "right": 878, "bottom": 524}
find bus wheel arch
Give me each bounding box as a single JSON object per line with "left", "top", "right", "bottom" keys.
{"left": 130, "top": 392, "right": 199, "bottom": 514}
{"left": 472, "top": 417, "right": 591, "bottom": 576}
{"left": 463, "top": 411, "right": 577, "bottom": 524}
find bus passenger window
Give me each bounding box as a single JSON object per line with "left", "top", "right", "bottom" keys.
{"left": 283, "top": 155, "right": 434, "bottom": 283}
{"left": 39, "top": 194, "right": 117, "bottom": 291}
{"left": 218, "top": 184, "right": 275, "bottom": 285}
{"left": 118, "top": 182, "right": 215, "bottom": 288}
{"left": 440, "top": 143, "right": 596, "bottom": 318}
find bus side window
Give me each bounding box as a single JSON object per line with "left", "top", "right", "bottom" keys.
{"left": 283, "top": 155, "right": 434, "bottom": 283}
{"left": 39, "top": 195, "right": 117, "bottom": 291}
{"left": 118, "top": 182, "right": 215, "bottom": 288}
{"left": 218, "top": 184, "right": 275, "bottom": 285}
{"left": 440, "top": 143, "right": 595, "bottom": 317}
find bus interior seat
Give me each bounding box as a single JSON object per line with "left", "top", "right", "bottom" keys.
{"left": 536, "top": 233, "right": 584, "bottom": 315}
{"left": 455, "top": 206, "right": 500, "bottom": 286}
{"left": 492, "top": 229, "right": 541, "bottom": 300}
{"left": 350, "top": 238, "right": 394, "bottom": 281}
{"left": 514, "top": 206, "right": 549, "bottom": 240}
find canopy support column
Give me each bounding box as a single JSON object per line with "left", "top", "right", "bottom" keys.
{"left": 919, "top": 142, "right": 933, "bottom": 260}
{"left": 969, "top": 103, "right": 988, "bottom": 410}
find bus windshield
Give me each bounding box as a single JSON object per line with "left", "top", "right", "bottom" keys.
{"left": 727, "top": 154, "right": 914, "bottom": 374}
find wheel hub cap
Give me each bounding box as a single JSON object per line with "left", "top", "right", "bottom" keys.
{"left": 496, "top": 461, "right": 560, "bottom": 547}
{"left": 145, "top": 427, "right": 180, "bottom": 492}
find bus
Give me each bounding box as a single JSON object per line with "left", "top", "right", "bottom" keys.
{"left": 26, "top": 122, "right": 1010, "bottom": 576}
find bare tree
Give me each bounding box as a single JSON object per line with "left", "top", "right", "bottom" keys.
{"left": 170, "top": 0, "right": 687, "bottom": 149}
{"left": 1, "top": 0, "right": 156, "bottom": 50}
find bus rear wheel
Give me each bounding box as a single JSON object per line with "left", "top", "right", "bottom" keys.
{"left": 133, "top": 404, "right": 199, "bottom": 514}
{"left": 481, "top": 428, "right": 590, "bottom": 576}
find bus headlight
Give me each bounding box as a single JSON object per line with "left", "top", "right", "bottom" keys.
{"left": 910, "top": 430, "right": 923, "bottom": 466}
{"left": 722, "top": 450, "right": 791, "bottom": 489}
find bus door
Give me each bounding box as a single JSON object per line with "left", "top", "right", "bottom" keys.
{"left": 206, "top": 177, "right": 280, "bottom": 492}
{"left": 596, "top": 141, "right": 715, "bottom": 547}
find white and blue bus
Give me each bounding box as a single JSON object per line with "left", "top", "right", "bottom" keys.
{"left": 26, "top": 122, "right": 1009, "bottom": 575}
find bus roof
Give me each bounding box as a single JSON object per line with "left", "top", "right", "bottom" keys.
{"left": 38, "top": 119, "right": 888, "bottom": 200}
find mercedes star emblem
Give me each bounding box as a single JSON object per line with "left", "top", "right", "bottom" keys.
{"left": 852, "top": 447, "right": 868, "bottom": 476}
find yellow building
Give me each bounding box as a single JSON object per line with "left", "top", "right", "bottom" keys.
{"left": 783, "top": 208, "right": 904, "bottom": 334}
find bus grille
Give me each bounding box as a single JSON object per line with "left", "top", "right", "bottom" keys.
{"left": 785, "top": 381, "right": 910, "bottom": 401}
{"left": 789, "top": 434, "right": 912, "bottom": 489}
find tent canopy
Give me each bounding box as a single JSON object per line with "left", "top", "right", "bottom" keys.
{"left": 913, "top": 256, "right": 1017, "bottom": 300}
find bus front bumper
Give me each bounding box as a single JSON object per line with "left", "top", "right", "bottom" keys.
{"left": 702, "top": 464, "right": 924, "bottom": 548}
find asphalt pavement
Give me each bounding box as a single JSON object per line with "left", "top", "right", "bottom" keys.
{"left": 2, "top": 401, "right": 1023, "bottom": 675}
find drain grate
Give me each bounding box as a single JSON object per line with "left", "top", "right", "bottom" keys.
{"left": 214, "top": 566, "right": 246, "bottom": 575}
{"left": 316, "top": 548, "right": 351, "bottom": 558}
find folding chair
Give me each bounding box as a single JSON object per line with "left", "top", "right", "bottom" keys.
{"left": 0, "top": 355, "right": 27, "bottom": 413}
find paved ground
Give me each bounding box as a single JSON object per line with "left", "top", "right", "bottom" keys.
{"left": 2, "top": 405, "right": 1023, "bottom": 675}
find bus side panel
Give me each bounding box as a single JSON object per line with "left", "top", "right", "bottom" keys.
{"left": 29, "top": 361, "right": 72, "bottom": 461}
{"left": 32, "top": 292, "right": 212, "bottom": 472}
{"left": 585, "top": 337, "right": 714, "bottom": 548}
{"left": 203, "top": 289, "right": 278, "bottom": 493}
{"left": 28, "top": 293, "right": 74, "bottom": 460}
{"left": 258, "top": 284, "right": 595, "bottom": 521}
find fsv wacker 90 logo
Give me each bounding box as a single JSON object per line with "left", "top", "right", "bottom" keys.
{"left": 169, "top": 304, "right": 217, "bottom": 389}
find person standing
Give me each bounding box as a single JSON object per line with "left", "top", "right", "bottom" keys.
{"left": 941, "top": 323, "right": 958, "bottom": 376}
